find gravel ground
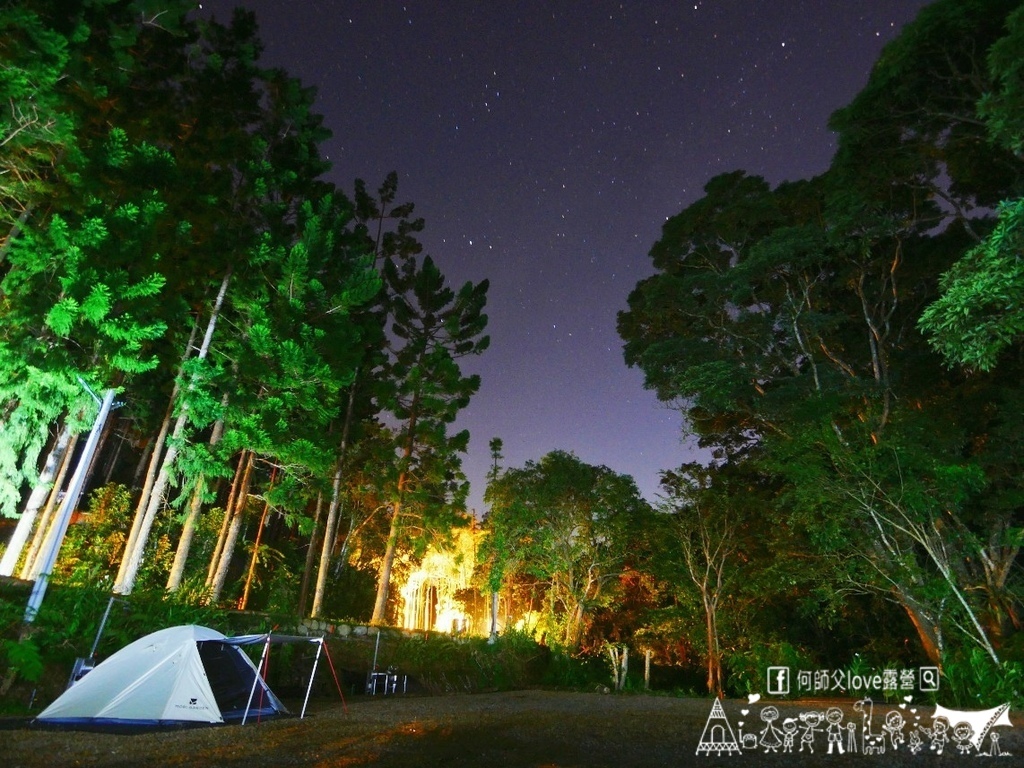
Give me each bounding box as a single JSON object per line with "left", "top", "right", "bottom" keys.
{"left": 3, "top": 691, "right": 1021, "bottom": 767}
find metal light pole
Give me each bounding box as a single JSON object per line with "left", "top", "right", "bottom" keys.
{"left": 23, "top": 387, "right": 117, "bottom": 623}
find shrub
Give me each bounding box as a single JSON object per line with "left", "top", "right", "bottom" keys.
{"left": 941, "top": 648, "right": 1024, "bottom": 708}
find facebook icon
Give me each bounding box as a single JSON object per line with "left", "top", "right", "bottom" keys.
{"left": 767, "top": 666, "right": 790, "bottom": 695}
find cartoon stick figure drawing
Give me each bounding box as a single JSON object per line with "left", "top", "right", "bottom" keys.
{"left": 953, "top": 722, "right": 974, "bottom": 755}
{"left": 922, "top": 716, "right": 950, "bottom": 755}
{"left": 782, "top": 719, "right": 798, "bottom": 753}
{"left": 758, "top": 706, "right": 783, "bottom": 753}
{"left": 882, "top": 710, "right": 905, "bottom": 751}
{"left": 825, "top": 707, "right": 845, "bottom": 755}
{"left": 799, "top": 710, "right": 823, "bottom": 753}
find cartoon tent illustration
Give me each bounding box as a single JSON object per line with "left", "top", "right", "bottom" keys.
{"left": 933, "top": 703, "right": 1012, "bottom": 753}
{"left": 696, "top": 697, "right": 742, "bottom": 755}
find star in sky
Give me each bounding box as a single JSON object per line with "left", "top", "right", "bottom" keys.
{"left": 204, "top": 0, "right": 934, "bottom": 512}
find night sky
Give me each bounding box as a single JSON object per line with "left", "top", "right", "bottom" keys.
{"left": 201, "top": 0, "right": 934, "bottom": 513}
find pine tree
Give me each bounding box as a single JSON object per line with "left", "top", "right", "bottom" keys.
{"left": 369, "top": 252, "right": 489, "bottom": 625}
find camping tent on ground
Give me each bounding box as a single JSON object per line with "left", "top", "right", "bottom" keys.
{"left": 35, "top": 625, "right": 331, "bottom": 728}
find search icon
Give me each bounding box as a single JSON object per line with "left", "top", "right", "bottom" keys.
{"left": 920, "top": 666, "right": 940, "bottom": 692}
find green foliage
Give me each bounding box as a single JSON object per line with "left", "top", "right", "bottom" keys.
{"left": 56, "top": 483, "right": 134, "bottom": 588}
{"left": 350, "top": 629, "right": 577, "bottom": 694}
{"left": 484, "top": 450, "right": 654, "bottom": 650}
{"left": 473, "top": 628, "right": 549, "bottom": 689}
{"left": 56, "top": 484, "right": 180, "bottom": 591}
{"left": 904, "top": 1, "right": 1024, "bottom": 372}
{"left": 941, "top": 648, "right": 1024, "bottom": 708}
{"left": 0, "top": 369, "right": 88, "bottom": 519}
{"left": 0, "top": 0, "right": 388, "bottom": 610}
{"left": 828, "top": 0, "right": 1021, "bottom": 210}
{"left": 0, "top": 3, "right": 78, "bottom": 235}
{"left": 1, "top": 637, "right": 44, "bottom": 683}
{"left": 725, "top": 642, "right": 813, "bottom": 698}
{"left": 979, "top": 3, "right": 1024, "bottom": 157}
{"left": 920, "top": 197, "right": 1024, "bottom": 371}
{"left": 539, "top": 646, "right": 609, "bottom": 690}
{"left": 618, "top": 0, "right": 1024, "bottom": 675}
{"left": 315, "top": 562, "right": 379, "bottom": 620}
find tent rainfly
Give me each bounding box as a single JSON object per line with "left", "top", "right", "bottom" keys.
{"left": 35, "top": 625, "right": 332, "bottom": 728}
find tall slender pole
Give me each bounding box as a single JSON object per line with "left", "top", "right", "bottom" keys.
{"left": 88, "top": 596, "right": 120, "bottom": 659}
{"left": 242, "top": 636, "right": 272, "bottom": 726}
{"left": 371, "top": 630, "right": 381, "bottom": 672}
{"left": 301, "top": 639, "right": 324, "bottom": 719}
{"left": 24, "top": 388, "right": 117, "bottom": 623}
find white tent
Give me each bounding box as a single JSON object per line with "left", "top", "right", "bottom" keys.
{"left": 35, "top": 625, "right": 327, "bottom": 727}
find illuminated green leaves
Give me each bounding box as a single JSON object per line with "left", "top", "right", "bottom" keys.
{"left": 920, "top": 199, "right": 1024, "bottom": 370}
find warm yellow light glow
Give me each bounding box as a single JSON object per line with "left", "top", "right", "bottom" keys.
{"left": 399, "top": 528, "right": 480, "bottom": 634}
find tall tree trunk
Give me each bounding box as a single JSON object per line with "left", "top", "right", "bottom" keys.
{"left": 165, "top": 401, "right": 228, "bottom": 592}
{"left": 899, "top": 592, "right": 944, "bottom": 669}
{"left": 206, "top": 449, "right": 248, "bottom": 587}
{"left": 705, "top": 595, "right": 723, "bottom": 698}
{"left": 370, "top": 390, "right": 419, "bottom": 627}
{"left": 164, "top": 475, "right": 208, "bottom": 593}
{"left": 208, "top": 451, "right": 255, "bottom": 602}
{"left": 114, "top": 270, "right": 231, "bottom": 594}
{"left": 489, "top": 590, "right": 500, "bottom": 642}
{"left": 311, "top": 379, "right": 358, "bottom": 618}
{"left": 239, "top": 467, "right": 276, "bottom": 609}
{"left": 19, "top": 433, "right": 78, "bottom": 579}
{"left": 370, "top": 494, "right": 404, "bottom": 626}
{"left": 0, "top": 424, "right": 73, "bottom": 577}
{"left": 80, "top": 408, "right": 114, "bottom": 491}
{"left": 117, "top": 315, "right": 201, "bottom": 585}
{"left": 297, "top": 492, "right": 324, "bottom": 617}
{"left": 564, "top": 601, "right": 586, "bottom": 650}
{"left": 310, "top": 470, "right": 344, "bottom": 619}
{"left": 101, "top": 422, "right": 126, "bottom": 485}
{"left": 131, "top": 436, "right": 153, "bottom": 486}
{"left": 333, "top": 501, "right": 378, "bottom": 581}
{"left": 118, "top": 392, "right": 175, "bottom": 575}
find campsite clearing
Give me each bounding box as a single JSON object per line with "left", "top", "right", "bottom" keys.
{"left": 5, "top": 690, "right": 1021, "bottom": 767}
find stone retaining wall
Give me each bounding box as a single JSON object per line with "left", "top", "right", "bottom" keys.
{"left": 295, "top": 618, "right": 429, "bottom": 640}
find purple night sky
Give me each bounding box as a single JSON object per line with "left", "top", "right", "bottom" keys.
{"left": 200, "top": 0, "right": 934, "bottom": 513}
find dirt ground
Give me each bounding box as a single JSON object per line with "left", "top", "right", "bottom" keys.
{"left": 3, "top": 690, "right": 1021, "bottom": 767}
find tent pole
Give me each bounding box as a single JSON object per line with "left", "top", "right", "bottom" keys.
{"left": 88, "top": 596, "right": 124, "bottom": 659}
{"left": 301, "top": 638, "right": 324, "bottom": 719}
{"left": 240, "top": 638, "right": 270, "bottom": 729}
